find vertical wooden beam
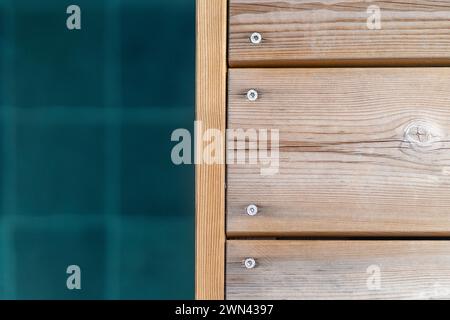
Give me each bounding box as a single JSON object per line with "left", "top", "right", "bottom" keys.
{"left": 195, "top": 0, "right": 227, "bottom": 300}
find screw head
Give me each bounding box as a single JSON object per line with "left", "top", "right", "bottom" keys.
{"left": 250, "top": 32, "right": 262, "bottom": 44}
{"left": 246, "top": 204, "right": 258, "bottom": 216}
{"left": 244, "top": 258, "right": 256, "bottom": 269}
{"left": 246, "top": 89, "right": 258, "bottom": 102}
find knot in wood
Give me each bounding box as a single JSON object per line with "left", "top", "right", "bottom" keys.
{"left": 404, "top": 121, "right": 441, "bottom": 150}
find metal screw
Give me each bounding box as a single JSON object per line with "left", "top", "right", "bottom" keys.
{"left": 250, "top": 32, "right": 262, "bottom": 44}
{"left": 246, "top": 204, "right": 258, "bottom": 216}
{"left": 244, "top": 258, "right": 256, "bottom": 269}
{"left": 246, "top": 89, "right": 258, "bottom": 102}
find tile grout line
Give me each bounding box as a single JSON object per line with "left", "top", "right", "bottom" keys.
{"left": 103, "top": 0, "right": 122, "bottom": 300}
{"left": 1, "top": 1, "right": 17, "bottom": 299}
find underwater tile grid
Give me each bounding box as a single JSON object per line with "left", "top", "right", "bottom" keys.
{"left": 0, "top": 0, "right": 195, "bottom": 299}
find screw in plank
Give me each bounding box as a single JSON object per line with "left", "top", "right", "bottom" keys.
{"left": 250, "top": 32, "right": 262, "bottom": 44}
{"left": 244, "top": 258, "right": 257, "bottom": 269}
{"left": 246, "top": 89, "right": 258, "bottom": 102}
{"left": 246, "top": 204, "right": 258, "bottom": 216}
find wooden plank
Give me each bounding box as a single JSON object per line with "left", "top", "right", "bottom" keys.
{"left": 227, "top": 240, "right": 450, "bottom": 300}
{"left": 227, "top": 68, "right": 450, "bottom": 236}
{"left": 229, "top": 0, "right": 450, "bottom": 67}
{"left": 196, "top": 0, "right": 227, "bottom": 300}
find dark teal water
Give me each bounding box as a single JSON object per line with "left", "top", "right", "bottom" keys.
{"left": 0, "top": 0, "right": 195, "bottom": 299}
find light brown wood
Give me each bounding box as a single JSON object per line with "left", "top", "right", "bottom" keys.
{"left": 228, "top": 68, "right": 450, "bottom": 236}
{"left": 229, "top": 0, "right": 450, "bottom": 67}
{"left": 196, "top": 0, "right": 227, "bottom": 300}
{"left": 227, "top": 240, "right": 450, "bottom": 300}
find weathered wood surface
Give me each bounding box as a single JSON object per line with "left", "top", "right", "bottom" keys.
{"left": 229, "top": 0, "right": 450, "bottom": 67}
{"left": 227, "top": 240, "right": 450, "bottom": 300}
{"left": 227, "top": 68, "right": 450, "bottom": 236}
{"left": 196, "top": 0, "right": 227, "bottom": 300}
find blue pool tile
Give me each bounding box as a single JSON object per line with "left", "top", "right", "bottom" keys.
{"left": 119, "top": 217, "right": 194, "bottom": 299}
{"left": 0, "top": 120, "right": 3, "bottom": 216}
{"left": 120, "top": 120, "right": 194, "bottom": 216}
{"left": 16, "top": 122, "right": 105, "bottom": 216}
{"left": 120, "top": 2, "right": 195, "bottom": 108}
{"left": 13, "top": 222, "right": 106, "bottom": 299}
{"left": 13, "top": 0, "right": 105, "bottom": 108}
{"left": 0, "top": 5, "right": 4, "bottom": 106}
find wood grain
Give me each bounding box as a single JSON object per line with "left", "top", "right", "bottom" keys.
{"left": 229, "top": 0, "right": 450, "bottom": 67}
{"left": 227, "top": 68, "right": 450, "bottom": 236}
{"left": 227, "top": 240, "right": 450, "bottom": 300}
{"left": 196, "top": 0, "right": 227, "bottom": 300}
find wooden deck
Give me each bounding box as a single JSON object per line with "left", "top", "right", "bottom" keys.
{"left": 197, "top": 0, "right": 450, "bottom": 300}
{"left": 229, "top": 0, "right": 450, "bottom": 67}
